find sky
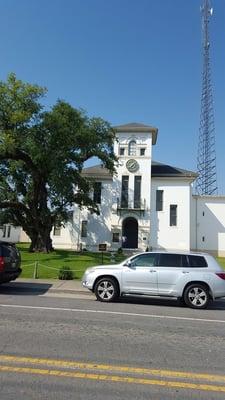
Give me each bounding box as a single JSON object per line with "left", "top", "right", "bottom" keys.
{"left": 0, "top": 0, "right": 224, "bottom": 192}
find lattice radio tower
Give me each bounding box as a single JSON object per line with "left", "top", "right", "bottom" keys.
{"left": 196, "top": 0, "right": 217, "bottom": 195}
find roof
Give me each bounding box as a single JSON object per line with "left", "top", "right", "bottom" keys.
{"left": 82, "top": 161, "right": 197, "bottom": 180}
{"left": 81, "top": 164, "right": 113, "bottom": 180}
{"left": 151, "top": 161, "right": 197, "bottom": 179}
{"left": 114, "top": 122, "right": 158, "bottom": 145}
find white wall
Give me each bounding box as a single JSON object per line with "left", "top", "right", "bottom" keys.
{"left": 111, "top": 131, "right": 153, "bottom": 250}
{"left": 150, "top": 179, "right": 192, "bottom": 251}
{"left": 72, "top": 180, "right": 113, "bottom": 252}
{"left": 0, "top": 225, "right": 22, "bottom": 243}
{"left": 191, "top": 196, "right": 225, "bottom": 256}
{"left": 51, "top": 224, "right": 76, "bottom": 249}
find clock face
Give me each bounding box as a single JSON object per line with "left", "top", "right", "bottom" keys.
{"left": 126, "top": 159, "right": 139, "bottom": 173}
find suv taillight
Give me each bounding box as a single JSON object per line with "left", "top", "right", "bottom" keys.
{"left": 216, "top": 273, "right": 225, "bottom": 280}
{"left": 0, "top": 256, "right": 5, "bottom": 272}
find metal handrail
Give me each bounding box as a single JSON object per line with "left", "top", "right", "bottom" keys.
{"left": 117, "top": 197, "right": 146, "bottom": 210}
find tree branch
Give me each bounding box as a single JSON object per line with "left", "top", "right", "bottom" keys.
{"left": 0, "top": 150, "right": 37, "bottom": 172}
{"left": 0, "top": 201, "right": 31, "bottom": 215}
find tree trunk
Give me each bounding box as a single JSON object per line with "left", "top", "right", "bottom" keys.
{"left": 28, "top": 226, "right": 54, "bottom": 253}
{"left": 27, "top": 177, "right": 55, "bottom": 252}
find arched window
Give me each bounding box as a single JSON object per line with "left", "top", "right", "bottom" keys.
{"left": 128, "top": 140, "right": 136, "bottom": 156}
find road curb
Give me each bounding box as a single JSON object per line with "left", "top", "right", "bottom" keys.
{"left": 47, "top": 288, "right": 93, "bottom": 296}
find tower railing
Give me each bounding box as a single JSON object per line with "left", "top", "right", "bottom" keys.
{"left": 116, "top": 197, "right": 146, "bottom": 215}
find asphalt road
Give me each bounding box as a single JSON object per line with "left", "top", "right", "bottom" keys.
{"left": 0, "top": 287, "right": 225, "bottom": 399}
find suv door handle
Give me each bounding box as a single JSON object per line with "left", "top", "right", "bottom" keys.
{"left": 149, "top": 270, "right": 156, "bottom": 273}
{"left": 182, "top": 271, "right": 189, "bottom": 274}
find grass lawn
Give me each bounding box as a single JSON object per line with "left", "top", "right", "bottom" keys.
{"left": 217, "top": 257, "right": 225, "bottom": 270}
{"left": 18, "top": 244, "right": 225, "bottom": 281}
{"left": 18, "top": 244, "right": 125, "bottom": 280}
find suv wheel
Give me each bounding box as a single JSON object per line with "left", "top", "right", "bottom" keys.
{"left": 183, "top": 284, "right": 210, "bottom": 309}
{"left": 94, "top": 277, "right": 119, "bottom": 302}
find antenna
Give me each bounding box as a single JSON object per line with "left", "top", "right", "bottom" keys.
{"left": 196, "top": 0, "right": 218, "bottom": 195}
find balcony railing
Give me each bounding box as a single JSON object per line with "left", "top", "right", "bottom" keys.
{"left": 116, "top": 198, "right": 146, "bottom": 215}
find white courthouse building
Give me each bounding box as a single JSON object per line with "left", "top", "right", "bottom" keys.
{"left": 1, "top": 122, "right": 225, "bottom": 256}
{"left": 51, "top": 122, "right": 225, "bottom": 257}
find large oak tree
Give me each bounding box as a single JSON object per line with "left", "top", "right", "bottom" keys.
{"left": 0, "top": 74, "right": 116, "bottom": 252}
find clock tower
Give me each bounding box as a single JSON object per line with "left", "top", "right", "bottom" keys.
{"left": 111, "top": 123, "right": 158, "bottom": 250}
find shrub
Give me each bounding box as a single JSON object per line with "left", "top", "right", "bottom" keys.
{"left": 117, "top": 247, "right": 124, "bottom": 255}
{"left": 58, "top": 266, "right": 74, "bottom": 280}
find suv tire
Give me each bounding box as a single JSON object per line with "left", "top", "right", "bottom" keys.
{"left": 94, "top": 277, "right": 119, "bottom": 302}
{"left": 183, "top": 283, "right": 210, "bottom": 309}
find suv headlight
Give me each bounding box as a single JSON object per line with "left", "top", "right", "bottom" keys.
{"left": 85, "top": 268, "right": 96, "bottom": 275}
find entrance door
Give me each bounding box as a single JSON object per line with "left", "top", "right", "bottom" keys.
{"left": 122, "top": 217, "right": 138, "bottom": 248}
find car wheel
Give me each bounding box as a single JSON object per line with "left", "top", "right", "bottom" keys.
{"left": 94, "top": 277, "right": 119, "bottom": 302}
{"left": 183, "top": 284, "right": 210, "bottom": 309}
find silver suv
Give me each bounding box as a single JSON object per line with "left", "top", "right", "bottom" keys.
{"left": 82, "top": 252, "right": 225, "bottom": 309}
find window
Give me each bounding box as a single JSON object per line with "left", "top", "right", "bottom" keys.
{"left": 81, "top": 221, "right": 87, "bottom": 238}
{"left": 2, "top": 225, "right": 6, "bottom": 238}
{"left": 7, "top": 226, "right": 11, "bottom": 238}
{"left": 119, "top": 148, "right": 125, "bottom": 156}
{"left": 128, "top": 140, "right": 136, "bottom": 156}
{"left": 121, "top": 175, "right": 129, "bottom": 207}
{"left": 53, "top": 226, "right": 61, "bottom": 236}
{"left": 93, "top": 182, "right": 102, "bottom": 204}
{"left": 187, "top": 255, "right": 207, "bottom": 268}
{"left": 156, "top": 190, "right": 163, "bottom": 211}
{"left": 158, "top": 253, "right": 182, "bottom": 267}
{"left": 112, "top": 233, "right": 120, "bottom": 242}
{"left": 130, "top": 253, "right": 157, "bottom": 267}
{"left": 140, "top": 148, "right": 145, "bottom": 156}
{"left": 170, "top": 204, "right": 177, "bottom": 226}
{"left": 134, "top": 176, "right": 141, "bottom": 208}
{"left": 1, "top": 244, "right": 17, "bottom": 258}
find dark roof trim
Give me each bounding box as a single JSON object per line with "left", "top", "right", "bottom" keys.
{"left": 151, "top": 161, "right": 197, "bottom": 179}
{"left": 82, "top": 161, "right": 197, "bottom": 181}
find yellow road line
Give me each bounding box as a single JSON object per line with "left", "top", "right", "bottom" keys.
{"left": 0, "top": 364, "right": 225, "bottom": 393}
{"left": 0, "top": 355, "right": 225, "bottom": 384}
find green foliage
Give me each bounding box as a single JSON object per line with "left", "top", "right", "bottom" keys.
{"left": 58, "top": 266, "right": 74, "bottom": 280}
{"left": 218, "top": 257, "right": 225, "bottom": 270}
{"left": 117, "top": 247, "right": 124, "bottom": 255}
{"left": 18, "top": 244, "right": 127, "bottom": 280}
{"left": 0, "top": 74, "right": 117, "bottom": 251}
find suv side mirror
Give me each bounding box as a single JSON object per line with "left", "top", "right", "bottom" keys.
{"left": 124, "top": 260, "right": 133, "bottom": 268}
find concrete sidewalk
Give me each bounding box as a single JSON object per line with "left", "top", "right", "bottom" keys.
{"left": 1, "top": 278, "right": 92, "bottom": 296}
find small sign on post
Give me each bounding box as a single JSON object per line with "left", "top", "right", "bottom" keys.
{"left": 99, "top": 243, "right": 107, "bottom": 252}
{"left": 99, "top": 243, "right": 107, "bottom": 264}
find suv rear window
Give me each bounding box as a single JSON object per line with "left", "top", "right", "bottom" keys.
{"left": 187, "top": 255, "right": 207, "bottom": 268}
{"left": 0, "top": 244, "right": 18, "bottom": 258}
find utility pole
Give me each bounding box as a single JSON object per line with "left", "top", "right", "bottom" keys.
{"left": 196, "top": 0, "right": 217, "bottom": 195}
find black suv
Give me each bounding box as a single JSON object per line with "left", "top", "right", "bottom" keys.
{"left": 0, "top": 241, "right": 22, "bottom": 283}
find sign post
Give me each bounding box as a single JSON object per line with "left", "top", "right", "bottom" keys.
{"left": 98, "top": 243, "right": 107, "bottom": 264}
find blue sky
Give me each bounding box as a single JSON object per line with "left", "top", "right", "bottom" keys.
{"left": 0, "top": 0, "right": 224, "bottom": 192}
